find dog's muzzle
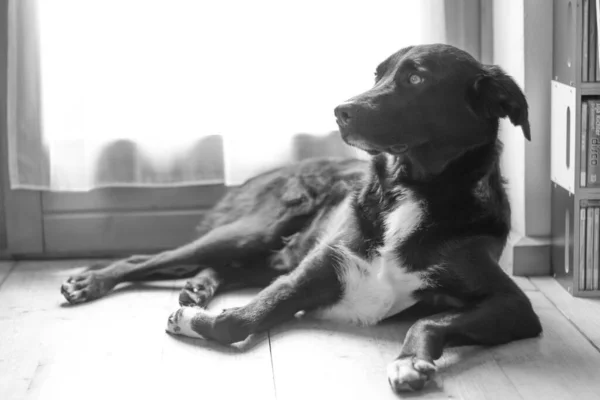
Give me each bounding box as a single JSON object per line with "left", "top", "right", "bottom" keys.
{"left": 334, "top": 103, "right": 409, "bottom": 156}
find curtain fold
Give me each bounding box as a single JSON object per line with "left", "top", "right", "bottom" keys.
{"left": 7, "top": 0, "right": 49, "bottom": 188}
{"left": 7, "top": 0, "right": 475, "bottom": 191}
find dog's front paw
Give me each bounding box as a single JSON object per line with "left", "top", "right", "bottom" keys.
{"left": 387, "top": 357, "right": 436, "bottom": 392}
{"left": 165, "top": 307, "right": 205, "bottom": 339}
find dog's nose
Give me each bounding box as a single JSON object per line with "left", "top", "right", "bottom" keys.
{"left": 334, "top": 103, "right": 354, "bottom": 126}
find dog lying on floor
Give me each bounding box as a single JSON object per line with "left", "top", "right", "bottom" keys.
{"left": 61, "top": 43, "right": 542, "bottom": 393}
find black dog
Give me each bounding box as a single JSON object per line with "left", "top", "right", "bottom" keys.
{"left": 61, "top": 44, "right": 542, "bottom": 393}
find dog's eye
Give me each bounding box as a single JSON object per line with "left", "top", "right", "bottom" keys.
{"left": 409, "top": 74, "right": 424, "bottom": 84}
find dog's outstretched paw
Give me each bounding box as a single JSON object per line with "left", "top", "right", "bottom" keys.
{"left": 165, "top": 307, "right": 206, "bottom": 339}
{"left": 60, "top": 272, "right": 116, "bottom": 304}
{"left": 387, "top": 357, "right": 436, "bottom": 393}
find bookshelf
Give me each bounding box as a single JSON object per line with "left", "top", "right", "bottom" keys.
{"left": 580, "top": 82, "right": 600, "bottom": 94}
{"left": 551, "top": 0, "right": 600, "bottom": 297}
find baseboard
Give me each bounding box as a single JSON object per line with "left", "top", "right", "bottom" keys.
{"left": 0, "top": 249, "right": 12, "bottom": 261}
{"left": 3, "top": 231, "right": 553, "bottom": 274}
{"left": 500, "top": 231, "right": 552, "bottom": 276}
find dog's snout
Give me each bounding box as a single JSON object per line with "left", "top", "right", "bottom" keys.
{"left": 334, "top": 103, "right": 355, "bottom": 126}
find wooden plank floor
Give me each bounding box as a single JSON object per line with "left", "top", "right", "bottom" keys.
{"left": 1, "top": 261, "right": 600, "bottom": 400}
{"left": 530, "top": 277, "right": 600, "bottom": 350}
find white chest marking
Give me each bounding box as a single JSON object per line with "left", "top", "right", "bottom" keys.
{"left": 311, "top": 193, "right": 425, "bottom": 326}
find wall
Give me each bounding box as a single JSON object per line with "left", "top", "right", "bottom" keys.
{"left": 492, "top": 0, "right": 553, "bottom": 239}
{"left": 524, "top": 0, "right": 553, "bottom": 237}
{"left": 0, "top": 0, "right": 7, "bottom": 256}
{"left": 493, "top": 0, "right": 527, "bottom": 236}
{"left": 445, "top": 0, "right": 481, "bottom": 59}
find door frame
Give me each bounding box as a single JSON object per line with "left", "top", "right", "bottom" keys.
{"left": 0, "top": 1, "right": 44, "bottom": 258}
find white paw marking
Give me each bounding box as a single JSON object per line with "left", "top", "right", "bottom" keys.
{"left": 165, "top": 307, "right": 205, "bottom": 339}
{"left": 387, "top": 358, "right": 436, "bottom": 392}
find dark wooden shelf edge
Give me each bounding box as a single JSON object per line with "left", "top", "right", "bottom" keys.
{"left": 577, "top": 187, "right": 600, "bottom": 195}
{"left": 581, "top": 82, "right": 600, "bottom": 95}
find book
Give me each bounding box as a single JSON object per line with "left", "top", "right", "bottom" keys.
{"left": 587, "top": 207, "right": 595, "bottom": 289}
{"left": 587, "top": 100, "right": 600, "bottom": 187}
{"left": 582, "top": 102, "right": 588, "bottom": 187}
{"left": 584, "top": 0, "right": 590, "bottom": 82}
{"left": 580, "top": 207, "right": 587, "bottom": 291}
{"left": 597, "top": 0, "right": 600, "bottom": 80}
{"left": 592, "top": 0, "right": 598, "bottom": 81}
{"left": 594, "top": 207, "right": 600, "bottom": 290}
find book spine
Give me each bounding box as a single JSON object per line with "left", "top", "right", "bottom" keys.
{"left": 587, "top": 207, "right": 595, "bottom": 289}
{"left": 594, "top": 208, "right": 600, "bottom": 290}
{"left": 582, "top": 101, "right": 588, "bottom": 187}
{"left": 580, "top": 207, "right": 587, "bottom": 291}
{"left": 585, "top": 207, "right": 594, "bottom": 290}
{"left": 597, "top": 0, "right": 600, "bottom": 80}
{"left": 588, "top": 100, "right": 600, "bottom": 187}
{"left": 584, "top": 0, "right": 590, "bottom": 82}
{"left": 591, "top": 0, "right": 598, "bottom": 81}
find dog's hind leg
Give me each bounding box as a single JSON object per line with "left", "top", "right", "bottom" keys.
{"left": 60, "top": 217, "right": 283, "bottom": 304}
{"left": 177, "top": 229, "right": 315, "bottom": 308}
{"left": 60, "top": 254, "right": 202, "bottom": 304}
{"left": 178, "top": 266, "right": 286, "bottom": 308}
{"left": 177, "top": 268, "right": 222, "bottom": 308}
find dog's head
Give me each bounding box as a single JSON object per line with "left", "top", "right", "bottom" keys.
{"left": 334, "top": 44, "right": 530, "bottom": 175}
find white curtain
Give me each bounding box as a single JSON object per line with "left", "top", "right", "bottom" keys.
{"left": 7, "top": 0, "right": 447, "bottom": 191}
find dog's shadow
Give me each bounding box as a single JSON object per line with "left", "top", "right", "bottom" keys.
{"left": 167, "top": 301, "right": 504, "bottom": 371}
{"left": 169, "top": 298, "right": 542, "bottom": 399}
{"left": 262, "top": 313, "right": 536, "bottom": 398}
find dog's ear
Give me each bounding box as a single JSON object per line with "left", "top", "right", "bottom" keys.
{"left": 467, "top": 65, "right": 531, "bottom": 141}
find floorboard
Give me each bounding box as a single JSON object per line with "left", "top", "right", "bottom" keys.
{"left": 1, "top": 262, "right": 600, "bottom": 400}
{"left": 531, "top": 277, "right": 600, "bottom": 350}
{"left": 268, "top": 320, "right": 532, "bottom": 399}
{"left": 158, "top": 288, "right": 276, "bottom": 400}
{"left": 0, "top": 260, "right": 15, "bottom": 287}
{"left": 0, "top": 261, "right": 275, "bottom": 400}
{"left": 268, "top": 291, "right": 600, "bottom": 400}
{"left": 511, "top": 276, "right": 537, "bottom": 292}
{"left": 491, "top": 292, "right": 600, "bottom": 400}
{"left": 268, "top": 317, "right": 526, "bottom": 400}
